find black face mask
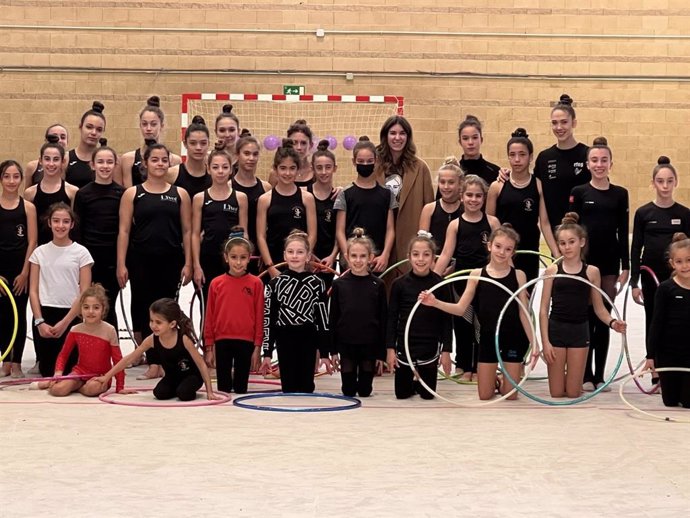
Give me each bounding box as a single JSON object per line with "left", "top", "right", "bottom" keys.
{"left": 356, "top": 163, "right": 375, "bottom": 178}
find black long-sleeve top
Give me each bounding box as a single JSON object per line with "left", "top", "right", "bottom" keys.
{"left": 647, "top": 278, "right": 690, "bottom": 360}
{"left": 534, "top": 143, "right": 590, "bottom": 229}
{"left": 262, "top": 270, "right": 330, "bottom": 357}
{"left": 569, "top": 182, "right": 629, "bottom": 273}
{"left": 630, "top": 202, "right": 690, "bottom": 287}
{"left": 329, "top": 272, "right": 387, "bottom": 360}
{"left": 386, "top": 271, "right": 453, "bottom": 361}
{"left": 73, "top": 181, "right": 125, "bottom": 251}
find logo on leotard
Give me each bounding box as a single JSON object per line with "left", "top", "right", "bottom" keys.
{"left": 243, "top": 286, "right": 253, "bottom": 296}
{"left": 137, "top": 193, "right": 146, "bottom": 199}
{"left": 223, "top": 203, "right": 238, "bottom": 213}
{"left": 204, "top": 200, "right": 213, "bottom": 206}
{"left": 161, "top": 195, "right": 178, "bottom": 203}
{"left": 574, "top": 162, "right": 584, "bottom": 175}
{"left": 523, "top": 198, "right": 534, "bottom": 212}
{"left": 15, "top": 224, "right": 25, "bottom": 238}
{"left": 69, "top": 161, "right": 78, "bottom": 166}
{"left": 324, "top": 209, "right": 332, "bottom": 223}
{"left": 480, "top": 231, "right": 490, "bottom": 246}
{"left": 292, "top": 206, "right": 303, "bottom": 219}
{"left": 178, "top": 359, "right": 190, "bottom": 372}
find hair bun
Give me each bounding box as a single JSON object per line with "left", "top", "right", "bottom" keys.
{"left": 281, "top": 138, "right": 295, "bottom": 149}
{"left": 657, "top": 155, "right": 671, "bottom": 165}
{"left": 91, "top": 101, "right": 105, "bottom": 113}
{"left": 294, "top": 119, "right": 307, "bottom": 125}
{"left": 191, "top": 115, "right": 206, "bottom": 126}
{"left": 592, "top": 136, "right": 608, "bottom": 146}
{"left": 316, "top": 139, "right": 330, "bottom": 152}
{"left": 239, "top": 128, "right": 252, "bottom": 138}
{"left": 672, "top": 232, "right": 689, "bottom": 243}
{"left": 351, "top": 227, "right": 366, "bottom": 238}
{"left": 146, "top": 95, "right": 160, "bottom": 107}
{"left": 464, "top": 114, "right": 480, "bottom": 123}
{"left": 511, "top": 127, "right": 529, "bottom": 139}
{"left": 358, "top": 135, "right": 370, "bottom": 142}
{"left": 558, "top": 94, "right": 573, "bottom": 105}
{"left": 214, "top": 141, "right": 226, "bottom": 151}
{"left": 417, "top": 229, "right": 433, "bottom": 239}
{"left": 222, "top": 104, "right": 233, "bottom": 114}
{"left": 46, "top": 134, "right": 60, "bottom": 144}
{"left": 443, "top": 156, "right": 460, "bottom": 167}
{"left": 99, "top": 138, "right": 108, "bottom": 147}
{"left": 144, "top": 138, "right": 157, "bottom": 147}
{"left": 561, "top": 211, "right": 580, "bottom": 225}
{"left": 228, "top": 225, "right": 245, "bottom": 239}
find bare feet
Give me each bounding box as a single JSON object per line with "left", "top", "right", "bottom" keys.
{"left": 136, "top": 365, "right": 163, "bottom": 380}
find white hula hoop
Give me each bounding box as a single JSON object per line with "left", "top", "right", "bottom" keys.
{"left": 619, "top": 367, "right": 690, "bottom": 423}
{"left": 403, "top": 273, "right": 539, "bottom": 408}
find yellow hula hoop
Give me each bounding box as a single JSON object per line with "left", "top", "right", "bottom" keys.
{"left": 0, "top": 277, "right": 19, "bottom": 363}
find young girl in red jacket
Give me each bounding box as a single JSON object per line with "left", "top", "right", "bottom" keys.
{"left": 203, "top": 228, "right": 264, "bottom": 393}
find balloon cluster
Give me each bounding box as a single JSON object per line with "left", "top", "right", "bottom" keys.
{"left": 262, "top": 135, "right": 358, "bottom": 151}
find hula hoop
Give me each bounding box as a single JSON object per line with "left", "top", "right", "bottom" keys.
{"left": 189, "top": 287, "right": 206, "bottom": 350}
{"left": 443, "top": 268, "right": 474, "bottom": 280}
{"left": 232, "top": 392, "right": 361, "bottom": 412}
{"left": 379, "top": 259, "right": 410, "bottom": 279}
{"left": 0, "top": 373, "right": 97, "bottom": 388}
{"left": 619, "top": 368, "right": 690, "bottom": 422}
{"left": 0, "top": 277, "right": 19, "bottom": 363}
{"left": 496, "top": 273, "right": 625, "bottom": 406}
{"left": 246, "top": 379, "right": 282, "bottom": 393}
{"left": 118, "top": 284, "right": 138, "bottom": 346}
{"left": 620, "top": 284, "right": 659, "bottom": 394}
{"left": 98, "top": 388, "right": 232, "bottom": 407}
{"left": 640, "top": 265, "right": 660, "bottom": 287}
{"left": 514, "top": 249, "right": 561, "bottom": 269}
{"left": 403, "top": 274, "right": 539, "bottom": 407}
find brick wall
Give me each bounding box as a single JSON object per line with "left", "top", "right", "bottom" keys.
{"left": 1, "top": 0, "right": 689, "bottom": 208}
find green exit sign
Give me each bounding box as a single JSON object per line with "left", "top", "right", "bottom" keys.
{"left": 283, "top": 85, "right": 305, "bottom": 95}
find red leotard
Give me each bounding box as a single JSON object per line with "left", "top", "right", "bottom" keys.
{"left": 55, "top": 331, "right": 125, "bottom": 391}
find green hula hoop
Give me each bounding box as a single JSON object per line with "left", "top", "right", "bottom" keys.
{"left": 0, "top": 277, "right": 19, "bottom": 363}
{"left": 496, "top": 273, "right": 625, "bottom": 406}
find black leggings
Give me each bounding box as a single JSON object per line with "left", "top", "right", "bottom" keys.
{"left": 584, "top": 275, "right": 617, "bottom": 384}
{"left": 395, "top": 362, "right": 438, "bottom": 400}
{"left": 339, "top": 344, "right": 376, "bottom": 397}
{"left": 215, "top": 339, "right": 255, "bottom": 394}
{"left": 153, "top": 373, "right": 203, "bottom": 401}
{"left": 89, "top": 247, "right": 120, "bottom": 329}
{"left": 275, "top": 326, "right": 317, "bottom": 393}
{"left": 200, "top": 247, "right": 226, "bottom": 304}
{"left": 129, "top": 250, "right": 183, "bottom": 364}
{"left": 657, "top": 356, "right": 690, "bottom": 408}
{"left": 0, "top": 270, "right": 28, "bottom": 365}
{"left": 33, "top": 306, "right": 79, "bottom": 377}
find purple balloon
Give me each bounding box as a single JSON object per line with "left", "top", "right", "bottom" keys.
{"left": 327, "top": 136, "right": 337, "bottom": 150}
{"left": 263, "top": 135, "right": 279, "bottom": 151}
{"left": 343, "top": 135, "right": 357, "bottom": 150}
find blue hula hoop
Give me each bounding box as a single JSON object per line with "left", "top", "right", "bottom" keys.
{"left": 496, "top": 273, "right": 625, "bottom": 406}
{"left": 403, "top": 273, "right": 539, "bottom": 407}
{"left": 232, "top": 392, "right": 361, "bottom": 412}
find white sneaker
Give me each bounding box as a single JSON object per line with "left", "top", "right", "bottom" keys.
{"left": 596, "top": 382, "right": 611, "bottom": 392}
{"left": 28, "top": 363, "right": 40, "bottom": 375}
{"left": 582, "top": 381, "right": 596, "bottom": 392}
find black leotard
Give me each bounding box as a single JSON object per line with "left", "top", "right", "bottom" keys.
{"left": 33, "top": 180, "right": 70, "bottom": 245}
{"left": 429, "top": 200, "right": 461, "bottom": 252}
{"left": 65, "top": 149, "right": 94, "bottom": 188}
{"left": 550, "top": 262, "right": 589, "bottom": 324}
{"left": 231, "top": 178, "right": 265, "bottom": 248}
{"left": 174, "top": 163, "right": 211, "bottom": 199}
{"left": 266, "top": 188, "right": 307, "bottom": 264}
{"left": 453, "top": 213, "right": 491, "bottom": 270}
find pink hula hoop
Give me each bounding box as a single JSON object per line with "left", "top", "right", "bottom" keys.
{"left": 98, "top": 388, "right": 232, "bottom": 407}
